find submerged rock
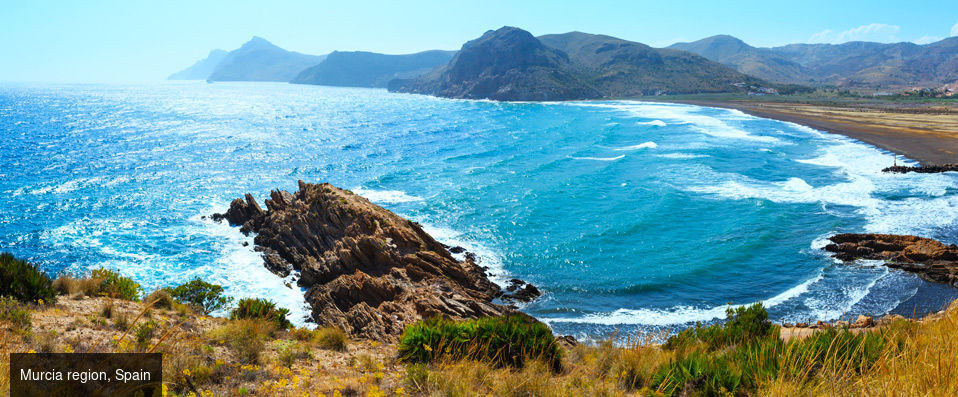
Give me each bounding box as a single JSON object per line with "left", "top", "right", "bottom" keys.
{"left": 823, "top": 233, "right": 958, "bottom": 286}
{"left": 215, "top": 181, "right": 539, "bottom": 340}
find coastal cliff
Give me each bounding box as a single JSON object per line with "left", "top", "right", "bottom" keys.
{"left": 824, "top": 233, "right": 958, "bottom": 285}
{"left": 216, "top": 182, "right": 532, "bottom": 340}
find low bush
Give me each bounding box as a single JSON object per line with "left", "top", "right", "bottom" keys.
{"left": 52, "top": 273, "right": 81, "bottom": 296}
{"left": 664, "top": 303, "right": 774, "bottom": 351}
{"left": 208, "top": 319, "right": 272, "bottom": 364}
{"left": 134, "top": 319, "right": 158, "bottom": 351}
{"left": 169, "top": 278, "right": 232, "bottom": 314}
{"left": 90, "top": 268, "right": 142, "bottom": 300}
{"left": 0, "top": 253, "right": 56, "bottom": 304}
{"left": 144, "top": 289, "right": 173, "bottom": 309}
{"left": 398, "top": 314, "right": 562, "bottom": 372}
{"left": 313, "top": 327, "right": 348, "bottom": 352}
{"left": 229, "top": 298, "right": 292, "bottom": 330}
{"left": 0, "top": 297, "right": 32, "bottom": 330}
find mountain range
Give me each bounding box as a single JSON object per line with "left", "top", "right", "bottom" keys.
{"left": 290, "top": 50, "right": 455, "bottom": 88}
{"left": 204, "top": 37, "right": 326, "bottom": 82}
{"left": 388, "top": 27, "right": 761, "bottom": 100}
{"left": 170, "top": 29, "right": 958, "bottom": 95}
{"left": 670, "top": 35, "right": 958, "bottom": 88}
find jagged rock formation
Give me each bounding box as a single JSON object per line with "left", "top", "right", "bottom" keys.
{"left": 217, "top": 182, "right": 528, "bottom": 339}
{"left": 882, "top": 164, "right": 958, "bottom": 174}
{"left": 823, "top": 233, "right": 958, "bottom": 285}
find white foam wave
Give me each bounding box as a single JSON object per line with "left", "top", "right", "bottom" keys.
{"left": 193, "top": 209, "right": 313, "bottom": 327}
{"left": 636, "top": 120, "right": 667, "bottom": 127}
{"left": 571, "top": 155, "right": 626, "bottom": 161}
{"left": 544, "top": 274, "right": 823, "bottom": 326}
{"left": 572, "top": 101, "right": 781, "bottom": 143}
{"left": 690, "top": 133, "right": 958, "bottom": 235}
{"left": 352, "top": 188, "right": 424, "bottom": 204}
{"left": 611, "top": 142, "right": 657, "bottom": 151}
{"left": 419, "top": 224, "right": 509, "bottom": 285}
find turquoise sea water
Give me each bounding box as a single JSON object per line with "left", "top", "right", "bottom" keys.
{"left": 1, "top": 82, "right": 956, "bottom": 338}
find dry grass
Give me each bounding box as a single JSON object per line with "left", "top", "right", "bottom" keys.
{"left": 2, "top": 290, "right": 957, "bottom": 396}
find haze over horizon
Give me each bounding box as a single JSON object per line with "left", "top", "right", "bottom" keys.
{"left": 1, "top": 0, "right": 956, "bottom": 83}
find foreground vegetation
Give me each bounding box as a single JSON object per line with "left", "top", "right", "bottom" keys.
{"left": 1, "top": 253, "right": 957, "bottom": 396}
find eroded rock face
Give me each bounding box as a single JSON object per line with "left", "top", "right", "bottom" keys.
{"left": 217, "top": 181, "right": 522, "bottom": 340}
{"left": 823, "top": 233, "right": 958, "bottom": 286}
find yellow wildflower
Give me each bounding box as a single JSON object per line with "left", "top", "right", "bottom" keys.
{"left": 182, "top": 368, "right": 191, "bottom": 376}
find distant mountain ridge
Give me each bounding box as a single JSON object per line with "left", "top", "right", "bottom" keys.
{"left": 168, "top": 49, "right": 228, "bottom": 80}
{"left": 290, "top": 50, "right": 456, "bottom": 88}
{"left": 206, "top": 37, "right": 326, "bottom": 82}
{"left": 389, "top": 27, "right": 761, "bottom": 101}
{"left": 671, "top": 35, "right": 958, "bottom": 88}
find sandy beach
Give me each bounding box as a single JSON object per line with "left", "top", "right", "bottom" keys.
{"left": 653, "top": 99, "right": 958, "bottom": 165}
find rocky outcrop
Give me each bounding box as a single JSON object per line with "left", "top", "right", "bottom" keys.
{"left": 823, "top": 233, "right": 958, "bottom": 286}
{"left": 216, "top": 181, "right": 532, "bottom": 340}
{"left": 882, "top": 164, "right": 958, "bottom": 174}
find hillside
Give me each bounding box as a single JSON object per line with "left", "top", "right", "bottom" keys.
{"left": 539, "top": 31, "right": 764, "bottom": 96}
{"left": 290, "top": 50, "right": 455, "bottom": 88}
{"left": 668, "top": 35, "right": 809, "bottom": 83}
{"left": 389, "top": 27, "right": 761, "bottom": 101}
{"left": 206, "top": 37, "right": 326, "bottom": 82}
{"left": 388, "top": 27, "right": 602, "bottom": 101}
{"left": 168, "top": 49, "right": 228, "bottom": 80}
{"left": 674, "top": 35, "right": 958, "bottom": 88}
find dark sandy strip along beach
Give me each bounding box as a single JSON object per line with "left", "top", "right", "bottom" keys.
{"left": 649, "top": 99, "right": 958, "bottom": 165}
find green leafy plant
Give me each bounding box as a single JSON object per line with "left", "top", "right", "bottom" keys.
{"left": 229, "top": 298, "right": 292, "bottom": 330}
{"left": 398, "top": 314, "right": 562, "bottom": 372}
{"left": 169, "top": 277, "right": 232, "bottom": 314}
{"left": 91, "top": 268, "right": 142, "bottom": 301}
{"left": 0, "top": 253, "right": 56, "bottom": 304}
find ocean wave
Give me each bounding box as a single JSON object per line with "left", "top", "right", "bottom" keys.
{"left": 572, "top": 101, "right": 781, "bottom": 143}
{"left": 419, "top": 224, "right": 510, "bottom": 285}
{"left": 636, "top": 120, "right": 667, "bottom": 127}
{"left": 571, "top": 155, "right": 626, "bottom": 161}
{"left": 611, "top": 142, "right": 657, "bottom": 151}
{"left": 543, "top": 274, "right": 823, "bottom": 326}
{"left": 351, "top": 188, "right": 424, "bottom": 204}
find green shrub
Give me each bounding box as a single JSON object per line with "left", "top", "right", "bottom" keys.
{"left": 0, "top": 297, "right": 32, "bottom": 330}
{"left": 313, "top": 327, "right": 348, "bottom": 352}
{"left": 169, "top": 278, "right": 232, "bottom": 314}
{"left": 91, "top": 268, "right": 142, "bottom": 301}
{"left": 398, "top": 314, "right": 562, "bottom": 372}
{"left": 230, "top": 298, "right": 292, "bottom": 330}
{"left": 134, "top": 319, "right": 158, "bottom": 351}
{"left": 664, "top": 303, "right": 774, "bottom": 351}
{"left": 0, "top": 253, "right": 56, "bottom": 304}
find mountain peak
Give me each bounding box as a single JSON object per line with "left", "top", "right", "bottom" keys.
{"left": 241, "top": 36, "right": 278, "bottom": 50}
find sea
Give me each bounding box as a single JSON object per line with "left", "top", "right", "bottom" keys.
{"left": 1, "top": 82, "right": 956, "bottom": 339}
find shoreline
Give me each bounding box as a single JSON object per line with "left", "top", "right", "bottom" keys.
{"left": 640, "top": 98, "right": 958, "bottom": 165}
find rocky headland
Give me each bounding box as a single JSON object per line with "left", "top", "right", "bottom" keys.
{"left": 823, "top": 233, "right": 958, "bottom": 286}
{"left": 214, "top": 181, "right": 538, "bottom": 340}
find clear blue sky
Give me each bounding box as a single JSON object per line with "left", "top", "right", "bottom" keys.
{"left": 2, "top": 0, "right": 956, "bottom": 82}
